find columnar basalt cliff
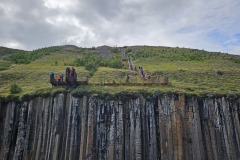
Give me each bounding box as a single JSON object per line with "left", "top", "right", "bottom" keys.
{"left": 0, "top": 93, "right": 240, "bottom": 160}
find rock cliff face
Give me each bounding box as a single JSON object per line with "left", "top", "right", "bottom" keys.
{"left": 0, "top": 93, "right": 240, "bottom": 160}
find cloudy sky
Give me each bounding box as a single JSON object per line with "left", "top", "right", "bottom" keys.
{"left": 0, "top": 0, "right": 240, "bottom": 54}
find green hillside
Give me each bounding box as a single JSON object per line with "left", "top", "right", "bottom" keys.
{"left": 0, "top": 45, "right": 240, "bottom": 97}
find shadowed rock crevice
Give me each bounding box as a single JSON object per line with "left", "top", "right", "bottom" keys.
{"left": 0, "top": 94, "right": 240, "bottom": 160}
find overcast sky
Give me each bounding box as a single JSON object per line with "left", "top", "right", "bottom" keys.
{"left": 0, "top": 0, "right": 240, "bottom": 54}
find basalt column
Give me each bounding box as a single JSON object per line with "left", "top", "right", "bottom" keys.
{"left": 0, "top": 94, "right": 240, "bottom": 160}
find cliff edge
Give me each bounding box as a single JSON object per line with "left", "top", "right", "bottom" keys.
{"left": 0, "top": 93, "right": 240, "bottom": 160}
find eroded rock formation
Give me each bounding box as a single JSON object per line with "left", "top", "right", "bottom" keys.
{"left": 0, "top": 93, "right": 240, "bottom": 160}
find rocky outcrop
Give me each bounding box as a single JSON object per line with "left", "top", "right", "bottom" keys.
{"left": 0, "top": 93, "right": 240, "bottom": 160}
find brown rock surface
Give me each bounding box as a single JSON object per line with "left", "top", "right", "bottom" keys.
{"left": 0, "top": 94, "right": 240, "bottom": 160}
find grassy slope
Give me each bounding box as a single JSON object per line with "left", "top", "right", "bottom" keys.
{"left": 131, "top": 47, "right": 240, "bottom": 95}
{"left": 0, "top": 45, "right": 240, "bottom": 97}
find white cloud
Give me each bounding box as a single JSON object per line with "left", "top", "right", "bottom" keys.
{"left": 0, "top": 40, "right": 24, "bottom": 49}
{"left": 43, "top": 0, "right": 78, "bottom": 10}
{"left": 0, "top": 0, "right": 239, "bottom": 54}
{"left": 0, "top": 2, "right": 20, "bottom": 16}
{"left": 231, "top": 46, "right": 240, "bottom": 55}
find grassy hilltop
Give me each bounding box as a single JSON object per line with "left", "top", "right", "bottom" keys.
{"left": 0, "top": 45, "right": 240, "bottom": 97}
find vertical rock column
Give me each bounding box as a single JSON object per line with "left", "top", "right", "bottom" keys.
{"left": 184, "top": 97, "right": 205, "bottom": 160}
{"left": 13, "top": 102, "right": 29, "bottom": 160}
{"left": 221, "top": 98, "right": 240, "bottom": 159}
{"left": 158, "top": 95, "right": 206, "bottom": 160}
{"left": 85, "top": 97, "right": 95, "bottom": 160}
{"left": 79, "top": 96, "right": 88, "bottom": 160}
{"left": 94, "top": 99, "right": 106, "bottom": 160}
{"left": 1, "top": 102, "right": 17, "bottom": 160}
{"left": 158, "top": 95, "right": 176, "bottom": 159}
{"left": 143, "top": 99, "right": 158, "bottom": 160}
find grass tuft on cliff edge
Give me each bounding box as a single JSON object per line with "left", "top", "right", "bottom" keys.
{"left": 0, "top": 45, "right": 240, "bottom": 99}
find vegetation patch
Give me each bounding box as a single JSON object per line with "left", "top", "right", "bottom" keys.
{"left": 227, "top": 91, "right": 239, "bottom": 101}
{"left": 74, "top": 52, "right": 123, "bottom": 76}
{"left": 114, "top": 90, "right": 139, "bottom": 100}
{"left": 8, "top": 46, "right": 61, "bottom": 64}
{"left": 10, "top": 83, "right": 22, "bottom": 94}
{"left": 72, "top": 87, "right": 92, "bottom": 97}
{"left": 0, "top": 60, "right": 12, "bottom": 71}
